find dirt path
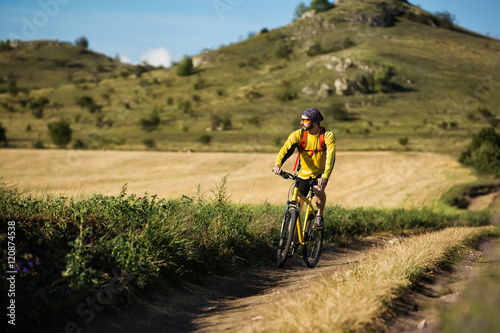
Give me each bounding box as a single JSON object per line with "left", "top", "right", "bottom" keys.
{"left": 83, "top": 240, "right": 381, "bottom": 333}
{"left": 82, "top": 235, "right": 499, "bottom": 333}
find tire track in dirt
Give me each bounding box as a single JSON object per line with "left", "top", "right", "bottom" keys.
{"left": 83, "top": 240, "right": 385, "bottom": 333}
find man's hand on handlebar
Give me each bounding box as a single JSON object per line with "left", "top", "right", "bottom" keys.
{"left": 273, "top": 165, "right": 282, "bottom": 175}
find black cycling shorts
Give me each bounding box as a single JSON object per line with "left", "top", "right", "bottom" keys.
{"left": 297, "top": 176, "right": 320, "bottom": 198}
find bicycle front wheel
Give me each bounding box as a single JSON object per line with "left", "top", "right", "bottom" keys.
{"left": 302, "top": 221, "right": 324, "bottom": 268}
{"left": 276, "top": 208, "right": 297, "bottom": 268}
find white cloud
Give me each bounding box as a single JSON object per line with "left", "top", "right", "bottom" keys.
{"left": 119, "top": 54, "right": 132, "bottom": 64}
{"left": 140, "top": 47, "right": 173, "bottom": 67}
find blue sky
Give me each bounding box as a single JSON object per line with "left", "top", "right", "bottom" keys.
{"left": 1, "top": 0, "right": 498, "bottom": 67}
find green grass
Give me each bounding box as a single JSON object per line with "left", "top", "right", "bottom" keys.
{"left": 0, "top": 175, "right": 492, "bottom": 331}
{"left": 0, "top": 0, "right": 499, "bottom": 154}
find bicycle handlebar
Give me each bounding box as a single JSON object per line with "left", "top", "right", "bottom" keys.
{"left": 273, "top": 170, "right": 317, "bottom": 185}
{"left": 279, "top": 170, "right": 295, "bottom": 180}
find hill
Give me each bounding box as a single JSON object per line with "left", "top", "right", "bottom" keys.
{"left": 0, "top": 0, "right": 499, "bottom": 155}
{"left": 0, "top": 40, "right": 136, "bottom": 90}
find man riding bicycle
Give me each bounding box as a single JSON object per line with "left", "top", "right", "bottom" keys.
{"left": 273, "top": 107, "right": 336, "bottom": 230}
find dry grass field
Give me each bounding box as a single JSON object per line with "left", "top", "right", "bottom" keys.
{"left": 0, "top": 149, "right": 475, "bottom": 208}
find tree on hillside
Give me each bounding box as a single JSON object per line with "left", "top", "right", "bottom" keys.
{"left": 140, "top": 110, "right": 161, "bottom": 132}
{"left": 0, "top": 122, "right": 7, "bottom": 146}
{"left": 294, "top": 2, "right": 309, "bottom": 19}
{"left": 459, "top": 127, "right": 500, "bottom": 178}
{"left": 309, "top": 0, "right": 335, "bottom": 12}
{"left": 434, "top": 10, "right": 457, "bottom": 25}
{"left": 75, "top": 36, "right": 89, "bottom": 49}
{"left": 176, "top": 55, "right": 194, "bottom": 77}
{"left": 48, "top": 120, "right": 72, "bottom": 148}
{"left": 293, "top": 0, "right": 335, "bottom": 20}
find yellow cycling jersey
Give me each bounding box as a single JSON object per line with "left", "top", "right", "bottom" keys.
{"left": 275, "top": 128, "right": 336, "bottom": 179}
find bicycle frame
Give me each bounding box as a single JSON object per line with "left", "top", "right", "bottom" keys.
{"left": 282, "top": 180, "right": 316, "bottom": 245}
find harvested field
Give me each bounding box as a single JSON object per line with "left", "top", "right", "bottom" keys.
{"left": 0, "top": 149, "right": 475, "bottom": 208}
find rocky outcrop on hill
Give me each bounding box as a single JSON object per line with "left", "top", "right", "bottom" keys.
{"left": 300, "top": 10, "right": 316, "bottom": 20}
{"left": 306, "top": 55, "right": 371, "bottom": 73}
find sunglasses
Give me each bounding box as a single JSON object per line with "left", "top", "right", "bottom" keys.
{"left": 301, "top": 118, "right": 311, "bottom": 123}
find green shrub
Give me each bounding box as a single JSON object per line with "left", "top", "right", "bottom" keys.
{"left": 295, "top": 0, "right": 334, "bottom": 19}
{"left": 176, "top": 55, "right": 194, "bottom": 77}
{"left": 247, "top": 56, "right": 261, "bottom": 69}
{"left": 193, "top": 76, "right": 207, "bottom": 90}
{"left": 294, "top": 2, "right": 309, "bottom": 19}
{"left": 33, "top": 139, "right": 45, "bottom": 149}
{"left": 31, "top": 108, "right": 44, "bottom": 119}
{"left": 75, "top": 36, "right": 89, "bottom": 48}
{"left": 7, "top": 81, "right": 19, "bottom": 96}
{"left": 177, "top": 99, "right": 192, "bottom": 114}
{"left": 405, "top": 11, "right": 454, "bottom": 29}
{"left": 276, "top": 81, "right": 297, "bottom": 101}
{"left": 372, "top": 67, "right": 391, "bottom": 93}
{"left": 307, "top": 41, "right": 323, "bottom": 56}
{"left": 54, "top": 57, "right": 70, "bottom": 67}
{"left": 245, "top": 116, "right": 261, "bottom": 128}
{"left": 0, "top": 40, "right": 13, "bottom": 52}
{"left": 210, "top": 113, "right": 232, "bottom": 131}
{"left": 399, "top": 137, "right": 409, "bottom": 146}
{"left": 96, "top": 115, "right": 113, "bottom": 128}
{"left": 48, "top": 120, "right": 72, "bottom": 148}
{"left": 459, "top": 128, "right": 500, "bottom": 177}
{"left": 31, "top": 97, "right": 50, "bottom": 108}
{"left": 200, "top": 134, "right": 212, "bottom": 145}
{"left": 0, "top": 122, "right": 6, "bottom": 145}
{"left": 75, "top": 96, "right": 101, "bottom": 113}
{"left": 341, "top": 37, "right": 356, "bottom": 49}
{"left": 434, "top": 10, "right": 456, "bottom": 28}
{"left": 134, "top": 64, "right": 152, "bottom": 78}
{"left": 192, "top": 94, "right": 201, "bottom": 103}
{"left": 220, "top": 113, "right": 232, "bottom": 130}
{"left": 28, "top": 97, "right": 50, "bottom": 118}
{"left": 276, "top": 42, "right": 292, "bottom": 59}
{"left": 119, "top": 71, "right": 129, "bottom": 79}
{"left": 140, "top": 111, "right": 161, "bottom": 132}
{"left": 143, "top": 139, "right": 156, "bottom": 149}
{"left": 73, "top": 139, "right": 87, "bottom": 149}
{"left": 309, "top": 0, "right": 335, "bottom": 12}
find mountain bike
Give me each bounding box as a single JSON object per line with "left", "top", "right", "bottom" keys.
{"left": 275, "top": 170, "right": 324, "bottom": 268}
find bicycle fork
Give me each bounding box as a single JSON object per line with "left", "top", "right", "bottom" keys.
{"left": 282, "top": 200, "right": 307, "bottom": 245}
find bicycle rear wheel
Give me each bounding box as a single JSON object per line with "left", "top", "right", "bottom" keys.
{"left": 302, "top": 218, "right": 324, "bottom": 268}
{"left": 276, "top": 208, "right": 297, "bottom": 268}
